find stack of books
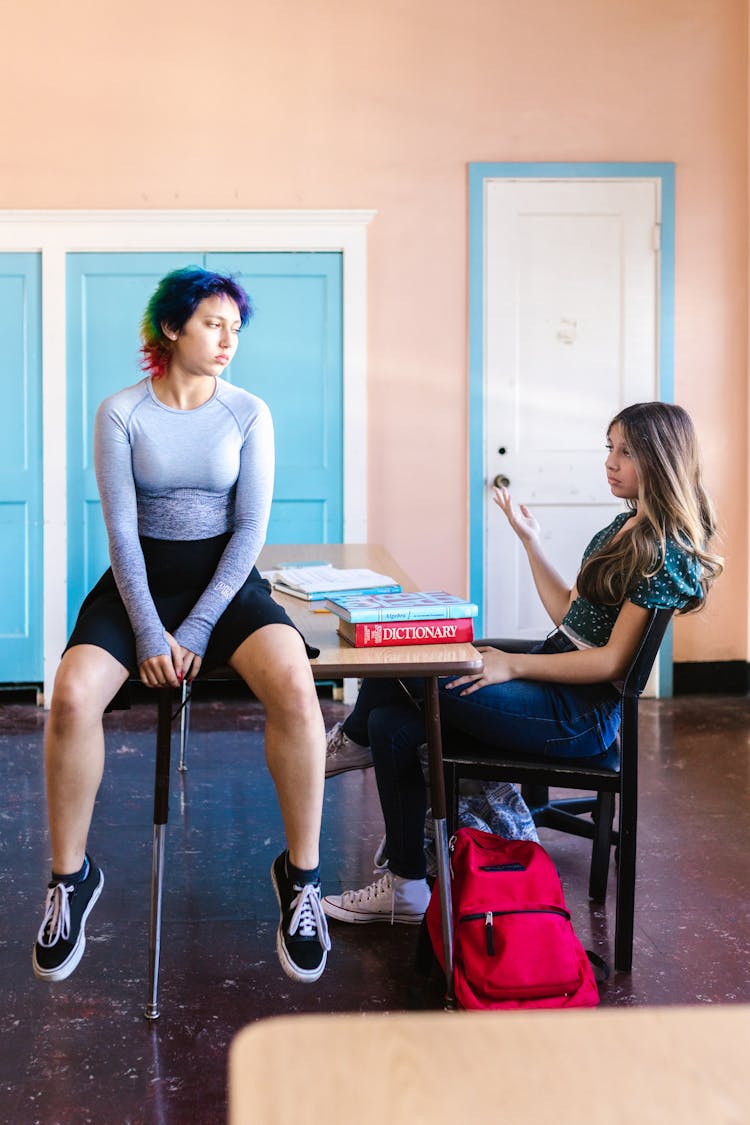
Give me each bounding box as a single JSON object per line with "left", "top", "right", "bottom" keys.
{"left": 263, "top": 564, "right": 401, "bottom": 602}
{"left": 323, "top": 590, "right": 479, "bottom": 648}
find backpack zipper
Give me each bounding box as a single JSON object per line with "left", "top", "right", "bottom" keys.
{"left": 479, "top": 863, "right": 526, "bottom": 872}
{"left": 462, "top": 906, "right": 572, "bottom": 956}
{"left": 484, "top": 911, "right": 495, "bottom": 955}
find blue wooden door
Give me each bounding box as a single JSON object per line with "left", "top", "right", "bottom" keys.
{"left": 66, "top": 252, "right": 343, "bottom": 628}
{"left": 207, "top": 253, "right": 343, "bottom": 543}
{"left": 66, "top": 253, "right": 195, "bottom": 628}
{"left": 0, "top": 254, "right": 43, "bottom": 682}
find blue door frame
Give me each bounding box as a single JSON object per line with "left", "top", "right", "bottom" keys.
{"left": 468, "top": 162, "right": 675, "bottom": 693}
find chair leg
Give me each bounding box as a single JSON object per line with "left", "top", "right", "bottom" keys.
{"left": 144, "top": 687, "right": 174, "bottom": 1020}
{"left": 145, "top": 823, "right": 167, "bottom": 1021}
{"left": 614, "top": 788, "right": 637, "bottom": 973}
{"left": 178, "top": 679, "right": 191, "bottom": 772}
{"left": 521, "top": 783, "right": 550, "bottom": 812}
{"left": 588, "top": 792, "right": 615, "bottom": 902}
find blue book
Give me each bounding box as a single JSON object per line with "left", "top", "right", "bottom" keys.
{"left": 277, "top": 582, "right": 403, "bottom": 602}
{"left": 323, "top": 590, "right": 479, "bottom": 623}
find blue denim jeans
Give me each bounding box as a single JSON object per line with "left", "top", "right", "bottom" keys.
{"left": 342, "top": 631, "right": 621, "bottom": 879}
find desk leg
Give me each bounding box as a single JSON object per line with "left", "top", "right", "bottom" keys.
{"left": 145, "top": 687, "right": 173, "bottom": 1021}
{"left": 423, "top": 676, "right": 455, "bottom": 1010}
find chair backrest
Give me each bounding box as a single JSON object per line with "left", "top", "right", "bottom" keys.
{"left": 621, "top": 607, "right": 675, "bottom": 700}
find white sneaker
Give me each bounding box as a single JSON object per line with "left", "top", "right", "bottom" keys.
{"left": 322, "top": 870, "right": 429, "bottom": 925}
{"left": 325, "top": 722, "right": 373, "bottom": 777}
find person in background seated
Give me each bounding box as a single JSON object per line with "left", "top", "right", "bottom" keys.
{"left": 321, "top": 402, "right": 722, "bottom": 926}
{"left": 33, "top": 267, "right": 330, "bottom": 987}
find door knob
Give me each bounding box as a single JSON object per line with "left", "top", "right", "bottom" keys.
{"left": 493, "top": 474, "right": 511, "bottom": 488}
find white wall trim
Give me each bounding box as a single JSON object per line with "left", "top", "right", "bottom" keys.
{"left": 0, "top": 210, "right": 375, "bottom": 702}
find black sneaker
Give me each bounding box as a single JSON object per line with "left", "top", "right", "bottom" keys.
{"left": 32, "top": 857, "right": 104, "bottom": 982}
{"left": 270, "top": 852, "right": 331, "bottom": 983}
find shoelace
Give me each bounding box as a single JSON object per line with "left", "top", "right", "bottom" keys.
{"left": 343, "top": 871, "right": 391, "bottom": 905}
{"left": 342, "top": 871, "right": 399, "bottom": 925}
{"left": 372, "top": 835, "right": 388, "bottom": 872}
{"left": 288, "top": 883, "right": 332, "bottom": 951}
{"left": 326, "top": 725, "right": 349, "bottom": 759}
{"left": 37, "top": 882, "right": 73, "bottom": 948}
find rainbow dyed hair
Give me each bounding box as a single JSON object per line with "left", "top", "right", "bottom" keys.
{"left": 140, "top": 266, "right": 253, "bottom": 378}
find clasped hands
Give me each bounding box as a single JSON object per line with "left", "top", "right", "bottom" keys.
{"left": 139, "top": 631, "right": 202, "bottom": 689}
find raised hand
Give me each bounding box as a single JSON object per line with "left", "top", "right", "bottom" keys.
{"left": 492, "top": 485, "right": 540, "bottom": 547}
{"left": 493, "top": 485, "right": 573, "bottom": 627}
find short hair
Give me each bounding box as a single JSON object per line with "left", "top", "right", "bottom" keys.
{"left": 140, "top": 266, "right": 253, "bottom": 377}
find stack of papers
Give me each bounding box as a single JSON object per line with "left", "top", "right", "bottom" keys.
{"left": 263, "top": 564, "right": 402, "bottom": 601}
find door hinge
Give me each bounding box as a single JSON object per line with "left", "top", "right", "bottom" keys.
{"left": 652, "top": 224, "right": 661, "bottom": 252}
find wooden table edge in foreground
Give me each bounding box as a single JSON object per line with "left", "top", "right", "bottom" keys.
{"left": 259, "top": 543, "right": 483, "bottom": 1007}
{"left": 229, "top": 1005, "right": 750, "bottom": 1125}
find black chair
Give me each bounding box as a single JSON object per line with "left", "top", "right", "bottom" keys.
{"left": 442, "top": 607, "right": 674, "bottom": 973}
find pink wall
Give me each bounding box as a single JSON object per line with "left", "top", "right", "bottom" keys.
{"left": 2, "top": 0, "right": 747, "bottom": 662}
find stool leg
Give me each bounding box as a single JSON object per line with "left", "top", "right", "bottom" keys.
{"left": 178, "top": 679, "right": 191, "bottom": 772}
{"left": 145, "top": 687, "right": 174, "bottom": 1020}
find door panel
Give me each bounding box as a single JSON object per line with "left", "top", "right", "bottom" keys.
{"left": 484, "top": 181, "right": 658, "bottom": 638}
{"left": 0, "top": 254, "right": 42, "bottom": 681}
{"left": 206, "top": 253, "right": 343, "bottom": 544}
{"left": 66, "top": 251, "right": 343, "bottom": 629}
{"left": 66, "top": 252, "right": 196, "bottom": 626}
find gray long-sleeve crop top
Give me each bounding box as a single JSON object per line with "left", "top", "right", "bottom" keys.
{"left": 93, "top": 375, "right": 274, "bottom": 665}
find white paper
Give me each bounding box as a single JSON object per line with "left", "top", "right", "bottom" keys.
{"left": 263, "top": 566, "right": 398, "bottom": 595}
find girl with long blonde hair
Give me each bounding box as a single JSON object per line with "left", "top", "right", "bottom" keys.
{"left": 321, "top": 401, "right": 723, "bottom": 926}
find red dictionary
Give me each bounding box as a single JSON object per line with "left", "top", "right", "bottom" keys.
{"left": 337, "top": 617, "right": 474, "bottom": 648}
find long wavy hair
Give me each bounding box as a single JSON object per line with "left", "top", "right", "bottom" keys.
{"left": 576, "top": 402, "right": 723, "bottom": 613}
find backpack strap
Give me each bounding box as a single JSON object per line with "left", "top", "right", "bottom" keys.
{"left": 586, "top": 950, "right": 610, "bottom": 983}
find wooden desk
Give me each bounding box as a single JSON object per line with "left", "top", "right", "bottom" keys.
{"left": 258, "top": 543, "right": 483, "bottom": 1006}
{"left": 258, "top": 542, "right": 482, "bottom": 678}
{"left": 229, "top": 1006, "right": 750, "bottom": 1125}
{"left": 143, "top": 544, "right": 481, "bottom": 1018}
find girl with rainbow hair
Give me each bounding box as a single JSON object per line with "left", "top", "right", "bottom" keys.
{"left": 33, "top": 266, "right": 331, "bottom": 988}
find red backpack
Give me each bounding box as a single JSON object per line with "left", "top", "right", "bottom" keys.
{"left": 425, "top": 827, "right": 601, "bottom": 1010}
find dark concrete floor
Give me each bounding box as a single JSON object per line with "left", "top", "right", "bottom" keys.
{"left": 1, "top": 691, "right": 748, "bottom": 1124}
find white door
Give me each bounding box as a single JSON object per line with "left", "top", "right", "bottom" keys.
{"left": 484, "top": 179, "right": 659, "bottom": 638}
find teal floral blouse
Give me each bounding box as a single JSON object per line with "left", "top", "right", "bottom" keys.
{"left": 561, "top": 512, "right": 703, "bottom": 647}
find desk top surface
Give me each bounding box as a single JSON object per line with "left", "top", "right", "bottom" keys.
{"left": 230, "top": 1005, "right": 750, "bottom": 1125}
{"left": 257, "top": 543, "right": 482, "bottom": 678}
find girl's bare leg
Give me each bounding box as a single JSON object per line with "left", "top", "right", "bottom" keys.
{"left": 44, "top": 644, "right": 129, "bottom": 873}
{"left": 229, "top": 624, "right": 325, "bottom": 870}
